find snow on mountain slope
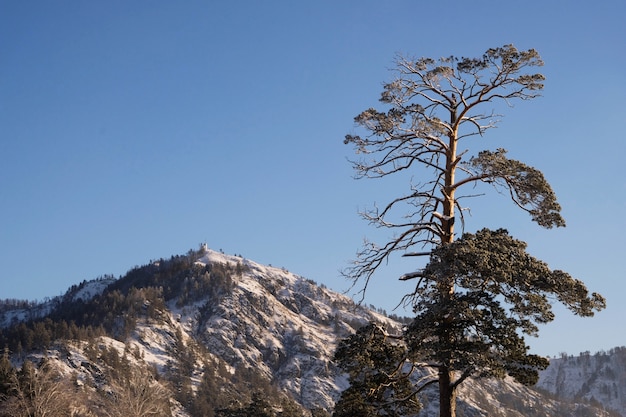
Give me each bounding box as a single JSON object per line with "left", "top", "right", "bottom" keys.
{"left": 0, "top": 276, "right": 115, "bottom": 328}
{"left": 537, "top": 349, "right": 626, "bottom": 416}
{"left": 188, "top": 249, "right": 397, "bottom": 409}
{"left": 68, "top": 277, "right": 117, "bottom": 302}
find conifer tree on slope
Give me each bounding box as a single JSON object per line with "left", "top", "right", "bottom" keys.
{"left": 343, "top": 44, "right": 605, "bottom": 417}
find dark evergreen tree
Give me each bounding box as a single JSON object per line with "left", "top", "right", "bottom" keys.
{"left": 405, "top": 228, "right": 604, "bottom": 387}
{"left": 0, "top": 348, "right": 14, "bottom": 398}
{"left": 246, "top": 391, "right": 274, "bottom": 417}
{"left": 189, "top": 367, "right": 218, "bottom": 417}
{"left": 333, "top": 323, "right": 422, "bottom": 417}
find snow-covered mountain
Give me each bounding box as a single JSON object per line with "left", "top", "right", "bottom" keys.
{"left": 0, "top": 247, "right": 621, "bottom": 416}
{"left": 537, "top": 349, "right": 626, "bottom": 416}
{"left": 178, "top": 249, "right": 394, "bottom": 410}
{"left": 0, "top": 275, "right": 116, "bottom": 328}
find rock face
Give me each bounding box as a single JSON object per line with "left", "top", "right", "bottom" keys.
{"left": 1, "top": 248, "right": 620, "bottom": 416}
{"left": 537, "top": 349, "right": 626, "bottom": 416}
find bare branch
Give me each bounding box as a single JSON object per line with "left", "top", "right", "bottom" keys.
{"left": 402, "top": 251, "right": 431, "bottom": 257}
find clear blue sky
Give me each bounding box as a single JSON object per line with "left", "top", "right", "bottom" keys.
{"left": 1, "top": 1, "right": 624, "bottom": 357}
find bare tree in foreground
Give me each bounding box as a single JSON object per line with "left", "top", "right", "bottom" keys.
{"left": 0, "top": 358, "right": 76, "bottom": 417}
{"left": 343, "top": 45, "right": 605, "bottom": 417}
{"left": 103, "top": 366, "right": 172, "bottom": 417}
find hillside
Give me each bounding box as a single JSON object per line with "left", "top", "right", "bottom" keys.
{"left": 537, "top": 348, "right": 626, "bottom": 416}
{"left": 0, "top": 247, "right": 620, "bottom": 416}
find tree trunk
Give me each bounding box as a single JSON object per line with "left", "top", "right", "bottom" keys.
{"left": 439, "top": 367, "right": 457, "bottom": 417}
{"left": 437, "top": 122, "right": 459, "bottom": 417}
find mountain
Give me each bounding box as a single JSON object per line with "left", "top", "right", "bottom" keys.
{"left": 537, "top": 348, "right": 626, "bottom": 416}
{"left": 0, "top": 246, "right": 621, "bottom": 416}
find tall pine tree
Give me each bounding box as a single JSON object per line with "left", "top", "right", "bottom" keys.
{"left": 343, "top": 45, "right": 605, "bottom": 417}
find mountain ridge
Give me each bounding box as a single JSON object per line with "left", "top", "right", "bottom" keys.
{"left": 0, "top": 246, "right": 622, "bottom": 416}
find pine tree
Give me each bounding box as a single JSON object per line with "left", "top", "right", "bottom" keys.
{"left": 0, "top": 348, "right": 15, "bottom": 403}
{"left": 333, "top": 323, "right": 422, "bottom": 416}
{"left": 343, "top": 45, "right": 605, "bottom": 417}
